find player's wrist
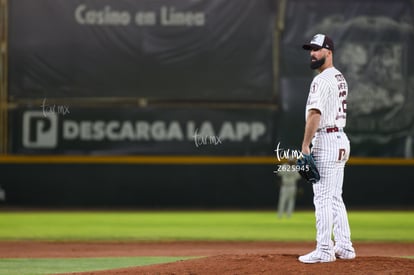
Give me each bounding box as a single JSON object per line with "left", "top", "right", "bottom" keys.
{"left": 301, "top": 145, "right": 310, "bottom": 155}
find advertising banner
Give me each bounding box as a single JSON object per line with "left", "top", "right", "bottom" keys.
{"left": 9, "top": 106, "right": 277, "bottom": 155}
{"left": 8, "top": 0, "right": 275, "bottom": 101}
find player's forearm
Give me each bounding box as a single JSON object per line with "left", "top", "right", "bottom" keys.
{"left": 302, "top": 110, "right": 321, "bottom": 154}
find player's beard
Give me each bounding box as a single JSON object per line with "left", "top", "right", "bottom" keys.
{"left": 310, "top": 57, "right": 326, "bottom": 70}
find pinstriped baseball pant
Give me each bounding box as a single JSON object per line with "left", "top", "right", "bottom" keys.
{"left": 311, "top": 131, "right": 353, "bottom": 258}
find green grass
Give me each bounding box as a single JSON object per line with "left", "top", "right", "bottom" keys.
{"left": 0, "top": 257, "right": 191, "bottom": 275}
{"left": 349, "top": 211, "right": 414, "bottom": 241}
{"left": 0, "top": 211, "right": 413, "bottom": 242}
{"left": 0, "top": 211, "right": 412, "bottom": 274}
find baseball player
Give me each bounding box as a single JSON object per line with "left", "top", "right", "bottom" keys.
{"left": 298, "top": 34, "right": 356, "bottom": 263}
{"left": 277, "top": 160, "right": 301, "bottom": 219}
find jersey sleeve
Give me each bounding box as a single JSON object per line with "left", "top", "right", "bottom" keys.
{"left": 306, "top": 78, "right": 327, "bottom": 114}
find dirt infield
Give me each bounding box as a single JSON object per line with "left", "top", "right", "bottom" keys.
{"left": 0, "top": 241, "right": 413, "bottom": 274}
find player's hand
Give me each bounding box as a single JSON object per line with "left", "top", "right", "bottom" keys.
{"left": 297, "top": 153, "right": 320, "bottom": 184}
{"left": 301, "top": 146, "right": 311, "bottom": 155}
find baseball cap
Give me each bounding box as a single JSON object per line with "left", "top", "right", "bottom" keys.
{"left": 302, "top": 34, "right": 334, "bottom": 52}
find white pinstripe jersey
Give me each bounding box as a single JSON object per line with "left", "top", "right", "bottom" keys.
{"left": 305, "top": 67, "right": 348, "bottom": 129}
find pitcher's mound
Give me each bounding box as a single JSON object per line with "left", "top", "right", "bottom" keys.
{"left": 71, "top": 254, "right": 414, "bottom": 274}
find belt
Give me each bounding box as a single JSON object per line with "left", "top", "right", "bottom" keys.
{"left": 318, "top": 127, "right": 343, "bottom": 133}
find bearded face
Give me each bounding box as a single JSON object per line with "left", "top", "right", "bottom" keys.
{"left": 310, "top": 53, "right": 326, "bottom": 70}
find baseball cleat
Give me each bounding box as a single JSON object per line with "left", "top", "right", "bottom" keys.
{"left": 334, "top": 247, "right": 356, "bottom": 260}
{"left": 298, "top": 250, "right": 336, "bottom": 264}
